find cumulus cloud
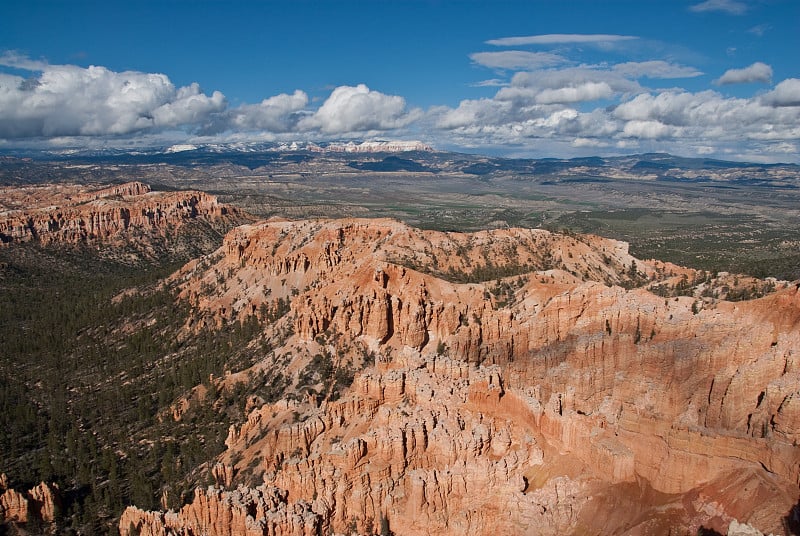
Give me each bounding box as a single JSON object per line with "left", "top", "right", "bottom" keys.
{"left": 760, "top": 78, "right": 800, "bottom": 107}
{"left": 496, "top": 68, "right": 641, "bottom": 105}
{"left": 470, "top": 51, "right": 565, "bottom": 70}
{"left": 613, "top": 61, "right": 703, "bottom": 79}
{"left": 613, "top": 88, "right": 800, "bottom": 144}
{"left": 2, "top": 49, "right": 797, "bottom": 163}
{"left": 714, "top": 62, "right": 772, "bottom": 85}
{"left": 436, "top": 98, "right": 514, "bottom": 130}
{"left": 434, "top": 69, "right": 800, "bottom": 160}
{"left": 228, "top": 90, "right": 309, "bottom": 132}
{"left": 555, "top": 109, "right": 620, "bottom": 138}
{"left": 621, "top": 119, "right": 674, "bottom": 139}
{"left": 571, "top": 137, "right": 610, "bottom": 148}
{"left": 151, "top": 83, "right": 226, "bottom": 127}
{"left": 486, "top": 34, "right": 637, "bottom": 46}
{"left": 613, "top": 90, "right": 748, "bottom": 127}
{"left": 689, "top": 0, "right": 747, "bottom": 14}
{"left": 0, "top": 57, "right": 226, "bottom": 138}
{"left": 535, "top": 82, "right": 614, "bottom": 104}
{"left": 299, "top": 84, "right": 418, "bottom": 134}
{"left": 0, "top": 58, "right": 420, "bottom": 140}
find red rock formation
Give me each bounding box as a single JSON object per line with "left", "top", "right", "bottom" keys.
{"left": 128, "top": 218, "right": 800, "bottom": 535}
{"left": 119, "top": 485, "right": 323, "bottom": 536}
{"left": 0, "top": 487, "right": 28, "bottom": 524}
{"left": 0, "top": 181, "right": 242, "bottom": 246}
{"left": 28, "top": 481, "right": 60, "bottom": 523}
{"left": 0, "top": 474, "right": 60, "bottom": 528}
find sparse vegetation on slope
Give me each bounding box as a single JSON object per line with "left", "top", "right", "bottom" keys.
{"left": 0, "top": 246, "right": 273, "bottom": 533}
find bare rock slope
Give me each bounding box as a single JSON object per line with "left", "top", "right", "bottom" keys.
{"left": 122, "top": 218, "right": 800, "bottom": 535}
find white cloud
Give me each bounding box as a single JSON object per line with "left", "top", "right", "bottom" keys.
{"left": 613, "top": 61, "right": 703, "bottom": 79}
{"left": 299, "top": 84, "right": 418, "bottom": 134}
{"left": 747, "top": 24, "right": 770, "bottom": 36}
{"left": 434, "top": 72, "right": 800, "bottom": 161}
{"left": 614, "top": 88, "right": 800, "bottom": 142}
{"left": 470, "top": 79, "right": 508, "bottom": 88}
{"left": 470, "top": 51, "right": 565, "bottom": 70}
{"left": 151, "top": 83, "right": 226, "bottom": 127}
{"left": 615, "top": 140, "right": 639, "bottom": 149}
{"left": 764, "top": 142, "right": 797, "bottom": 154}
{"left": 540, "top": 108, "right": 579, "bottom": 128}
{"left": 760, "top": 78, "right": 800, "bottom": 107}
{"left": 0, "top": 58, "right": 226, "bottom": 138}
{"left": 228, "top": 90, "right": 309, "bottom": 132}
{"left": 714, "top": 62, "right": 772, "bottom": 85}
{"left": 615, "top": 91, "right": 705, "bottom": 123}
{"left": 486, "top": 34, "right": 637, "bottom": 47}
{"left": 556, "top": 109, "right": 620, "bottom": 138}
{"left": 571, "top": 137, "right": 610, "bottom": 148}
{"left": 497, "top": 68, "right": 641, "bottom": 105}
{"left": 689, "top": 0, "right": 748, "bottom": 14}
{"left": 0, "top": 62, "right": 422, "bottom": 140}
{"left": 2, "top": 49, "right": 798, "bottom": 163}
{"left": 621, "top": 120, "right": 674, "bottom": 139}
{"left": 615, "top": 90, "right": 752, "bottom": 130}
{"left": 0, "top": 51, "right": 49, "bottom": 71}
{"left": 535, "top": 82, "right": 614, "bottom": 104}
{"left": 436, "top": 98, "right": 513, "bottom": 129}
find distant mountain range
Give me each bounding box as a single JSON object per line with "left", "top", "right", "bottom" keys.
{"left": 0, "top": 140, "right": 433, "bottom": 159}
{"left": 1, "top": 142, "right": 796, "bottom": 173}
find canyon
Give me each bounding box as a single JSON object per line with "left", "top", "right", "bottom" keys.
{"left": 112, "top": 217, "right": 799, "bottom": 535}
{"left": 0, "top": 179, "right": 797, "bottom": 534}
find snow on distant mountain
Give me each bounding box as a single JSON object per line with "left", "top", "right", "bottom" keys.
{"left": 273, "top": 140, "right": 433, "bottom": 153}
{"left": 317, "top": 140, "right": 433, "bottom": 153}
{"left": 165, "top": 144, "right": 199, "bottom": 153}
{"left": 161, "top": 140, "right": 432, "bottom": 155}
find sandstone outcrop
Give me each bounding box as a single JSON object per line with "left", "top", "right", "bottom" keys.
{"left": 0, "top": 474, "right": 60, "bottom": 527}
{"left": 0, "top": 181, "right": 242, "bottom": 246}
{"left": 120, "top": 485, "right": 323, "bottom": 536}
{"left": 128, "top": 217, "right": 799, "bottom": 535}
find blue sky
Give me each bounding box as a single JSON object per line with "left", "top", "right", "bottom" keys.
{"left": 1, "top": 0, "right": 799, "bottom": 161}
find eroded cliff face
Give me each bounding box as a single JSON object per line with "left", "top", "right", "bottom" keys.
{"left": 123, "top": 218, "right": 800, "bottom": 535}
{"left": 0, "top": 181, "right": 241, "bottom": 246}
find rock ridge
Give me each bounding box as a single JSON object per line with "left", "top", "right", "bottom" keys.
{"left": 130, "top": 217, "right": 799, "bottom": 535}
